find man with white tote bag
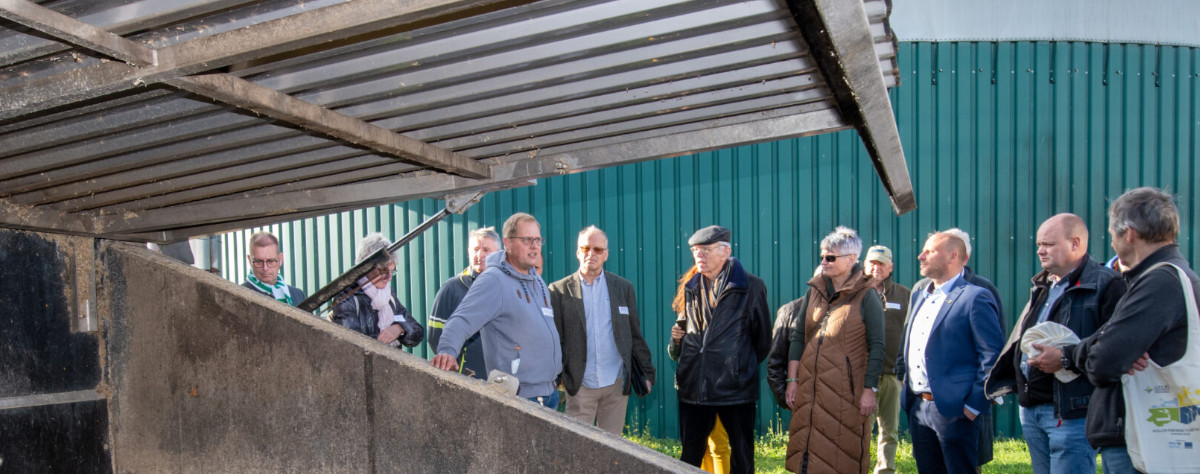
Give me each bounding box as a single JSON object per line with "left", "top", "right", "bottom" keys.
{"left": 1030, "top": 187, "right": 1200, "bottom": 474}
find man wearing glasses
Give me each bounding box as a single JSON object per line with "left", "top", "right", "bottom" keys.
{"left": 549, "top": 226, "right": 655, "bottom": 435}
{"left": 241, "top": 231, "right": 308, "bottom": 308}
{"left": 669, "top": 225, "right": 770, "bottom": 474}
{"left": 432, "top": 213, "right": 563, "bottom": 409}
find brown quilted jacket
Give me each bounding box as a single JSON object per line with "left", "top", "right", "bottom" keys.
{"left": 785, "top": 270, "right": 875, "bottom": 474}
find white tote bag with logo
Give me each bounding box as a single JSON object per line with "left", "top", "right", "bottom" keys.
{"left": 1121, "top": 263, "right": 1200, "bottom": 473}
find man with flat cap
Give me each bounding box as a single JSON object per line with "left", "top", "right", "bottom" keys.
{"left": 668, "top": 225, "right": 770, "bottom": 474}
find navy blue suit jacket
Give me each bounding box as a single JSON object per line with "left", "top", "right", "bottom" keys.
{"left": 897, "top": 275, "right": 1005, "bottom": 418}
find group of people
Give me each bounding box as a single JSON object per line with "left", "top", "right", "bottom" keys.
{"left": 774, "top": 186, "right": 1195, "bottom": 474}
{"left": 238, "top": 186, "right": 1195, "bottom": 474}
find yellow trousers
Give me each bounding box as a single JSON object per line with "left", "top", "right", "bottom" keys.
{"left": 700, "top": 415, "right": 731, "bottom": 474}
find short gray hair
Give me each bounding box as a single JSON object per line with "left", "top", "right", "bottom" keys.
{"left": 355, "top": 233, "right": 395, "bottom": 265}
{"left": 1109, "top": 187, "right": 1179, "bottom": 243}
{"left": 469, "top": 226, "right": 501, "bottom": 247}
{"left": 942, "top": 228, "right": 973, "bottom": 259}
{"left": 578, "top": 225, "right": 607, "bottom": 239}
{"left": 820, "top": 226, "right": 862, "bottom": 259}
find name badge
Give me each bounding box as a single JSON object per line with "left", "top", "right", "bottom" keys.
{"left": 542, "top": 307, "right": 554, "bottom": 318}
{"left": 618, "top": 306, "right": 630, "bottom": 315}
{"left": 886, "top": 302, "right": 902, "bottom": 310}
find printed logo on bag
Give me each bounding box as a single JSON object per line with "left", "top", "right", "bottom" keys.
{"left": 1145, "top": 386, "right": 1200, "bottom": 428}
{"left": 1146, "top": 384, "right": 1171, "bottom": 394}
{"left": 1167, "top": 440, "right": 1194, "bottom": 449}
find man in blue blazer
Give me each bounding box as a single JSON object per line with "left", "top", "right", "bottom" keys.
{"left": 897, "top": 231, "right": 1005, "bottom": 474}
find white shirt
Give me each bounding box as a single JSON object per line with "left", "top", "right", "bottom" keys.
{"left": 905, "top": 271, "right": 963, "bottom": 394}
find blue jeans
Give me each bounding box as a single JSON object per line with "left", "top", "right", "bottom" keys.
{"left": 1019, "top": 404, "right": 1096, "bottom": 474}
{"left": 526, "top": 390, "right": 559, "bottom": 410}
{"left": 1099, "top": 446, "right": 1142, "bottom": 474}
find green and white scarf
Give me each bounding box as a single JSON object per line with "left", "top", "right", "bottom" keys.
{"left": 247, "top": 272, "right": 294, "bottom": 306}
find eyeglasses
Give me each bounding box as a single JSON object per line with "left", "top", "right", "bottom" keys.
{"left": 251, "top": 258, "right": 280, "bottom": 268}
{"left": 690, "top": 244, "right": 727, "bottom": 256}
{"left": 509, "top": 236, "right": 543, "bottom": 246}
{"left": 579, "top": 245, "right": 606, "bottom": 254}
{"left": 821, "top": 254, "right": 851, "bottom": 263}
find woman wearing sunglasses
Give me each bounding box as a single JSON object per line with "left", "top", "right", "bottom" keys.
{"left": 784, "top": 226, "right": 885, "bottom": 473}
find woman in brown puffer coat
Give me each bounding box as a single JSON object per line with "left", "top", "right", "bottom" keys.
{"left": 784, "top": 227, "right": 885, "bottom": 473}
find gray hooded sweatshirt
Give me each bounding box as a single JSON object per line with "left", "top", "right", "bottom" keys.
{"left": 436, "top": 250, "right": 562, "bottom": 397}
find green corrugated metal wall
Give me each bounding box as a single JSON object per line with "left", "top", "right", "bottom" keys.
{"left": 221, "top": 41, "right": 1199, "bottom": 440}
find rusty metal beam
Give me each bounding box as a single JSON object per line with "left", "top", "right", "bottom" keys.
{"left": 784, "top": 0, "right": 915, "bottom": 214}
{"left": 93, "top": 105, "right": 847, "bottom": 236}
{"left": 0, "top": 198, "right": 95, "bottom": 236}
{"left": 0, "top": 0, "right": 157, "bottom": 66}
{"left": 0, "top": 0, "right": 489, "bottom": 178}
{"left": 169, "top": 75, "right": 490, "bottom": 179}
{"left": 0, "top": 0, "right": 534, "bottom": 122}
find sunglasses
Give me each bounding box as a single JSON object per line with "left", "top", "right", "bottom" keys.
{"left": 579, "top": 245, "right": 606, "bottom": 254}
{"left": 821, "top": 254, "right": 851, "bottom": 263}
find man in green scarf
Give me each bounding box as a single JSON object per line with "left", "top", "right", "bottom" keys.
{"left": 241, "top": 231, "right": 308, "bottom": 309}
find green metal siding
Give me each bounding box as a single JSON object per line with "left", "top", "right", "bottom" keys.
{"left": 221, "top": 41, "right": 1199, "bottom": 440}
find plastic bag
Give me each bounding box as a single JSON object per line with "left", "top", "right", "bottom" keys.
{"left": 1020, "top": 321, "right": 1081, "bottom": 383}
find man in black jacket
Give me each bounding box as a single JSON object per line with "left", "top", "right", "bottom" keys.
{"left": 986, "top": 214, "right": 1125, "bottom": 474}
{"left": 668, "top": 225, "right": 770, "bottom": 474}
{"left": 427, "top": 227, "right": 500, "bottom": 379}
{"left": 1032, "top": 188, "right": 1198, "bottom": 473}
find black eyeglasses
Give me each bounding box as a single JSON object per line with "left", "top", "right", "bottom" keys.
{"left": 821, "top": 254, "right": 851, "bottom": 263}
{"left": 251, "top": 258, "right": 280, "bottom": 268}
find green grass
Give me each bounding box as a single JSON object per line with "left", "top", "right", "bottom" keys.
{"left": 626, "top": 425, "right": 1073, "bottom": 474}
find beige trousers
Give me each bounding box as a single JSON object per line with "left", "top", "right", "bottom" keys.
{"left": 565, "top": 378, "right": 628, "bottom": 435}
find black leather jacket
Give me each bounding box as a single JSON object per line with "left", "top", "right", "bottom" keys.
{"left": 985, "top": 255, "right": 1125, "bottom": 419}
{"left": 668, "top": 258, "right": 770, "bottom": 405}
{"left": 333, "top": 290, "right": 424, "bottom": 348}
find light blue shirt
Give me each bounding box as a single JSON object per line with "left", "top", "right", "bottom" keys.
{"left": 1021, "top": 275, "right": 1070, "bottom": 376}
{"left": 580, "top": 271, "right": 624, "bottom": 389}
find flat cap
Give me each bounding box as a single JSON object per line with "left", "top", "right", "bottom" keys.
{"left": 865, "top": 245, "right": 892, "bottom": 264}
{"left": 688, "top": 225, "right": 731, "bottom": 246}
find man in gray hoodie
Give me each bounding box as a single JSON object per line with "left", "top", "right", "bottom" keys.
{"left": 431, "top": 213, "right": 563, "bottom": 409}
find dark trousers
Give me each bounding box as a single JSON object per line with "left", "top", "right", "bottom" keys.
{"left": 908, "top": 398, "right": 979, "bottom": 474}
{"left": 679, "top": 401, "right": 756, "bottom": 474}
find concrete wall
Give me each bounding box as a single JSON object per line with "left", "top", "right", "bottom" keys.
{"left": 99, "top": 240, "right": 692, "bottom": 472}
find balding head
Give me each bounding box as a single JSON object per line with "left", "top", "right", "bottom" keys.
{"left": 918, "top": 232, "right": 968, "bottom": 284}
{"left": 1045, "top": 213, "right": 1089, "bottom": 244}
{"left": 1036, "top": 213, "right": 1089, "bottom": 277}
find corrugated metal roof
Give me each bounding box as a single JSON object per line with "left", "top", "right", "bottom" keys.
{"left": 0, "top": 0, "right": 910, "bottom": 242}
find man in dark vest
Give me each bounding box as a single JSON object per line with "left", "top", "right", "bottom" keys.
{"left": 864, "top": 245, "right": 910, "bottom": 474}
